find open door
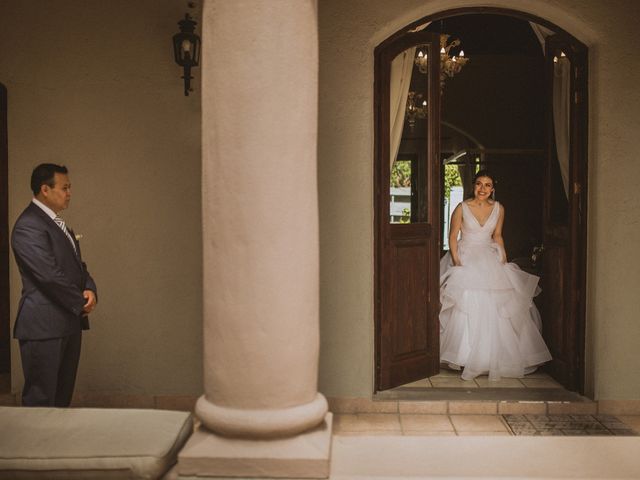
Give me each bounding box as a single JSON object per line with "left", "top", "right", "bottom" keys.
{"left": 541, "top": 34, "right": 588, "bottom": 393}
{"left": 375, "top": 31, "right": 441, "bottom": 391}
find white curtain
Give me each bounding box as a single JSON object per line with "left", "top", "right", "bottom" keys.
{"left": 529, "top": 23, "right": 554, "bottom": 53}
{"left": 553, "top": 56, "right": 571, "bottom": 198}
{"left": 389, "top": 21, "right": 431, "bottom": 167}
{"left": 529, "top": 22, "right": 570, "bottom": 198}
{"left": 389, "top": 47, "right": 416, "bottom": 167}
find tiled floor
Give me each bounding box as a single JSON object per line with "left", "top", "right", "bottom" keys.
{"left": 376, "top": 368, "right": 589, "bottom": 402}
{"left": 505, "top": 414, "right": 638, "bottom": 436}
{"left": 333, "top": 413, "right": 640, "bottom": 437}
{"left": 401, "top": 368, "right": 563, "bottom": 389}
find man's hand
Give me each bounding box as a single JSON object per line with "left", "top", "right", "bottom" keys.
{"left": 83, "top": 290, "right": 97, "bottom": 314}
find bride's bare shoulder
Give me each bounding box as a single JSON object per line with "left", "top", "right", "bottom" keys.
{"left": 451, "top": 202, "right": 464, "bottom": 217}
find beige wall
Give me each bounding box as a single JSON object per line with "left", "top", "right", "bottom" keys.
{"left": 0, "top": 0, "right": 203, "bottom": 395}
{"left": 317, "top": 0, "right": 640, "bottom": 399}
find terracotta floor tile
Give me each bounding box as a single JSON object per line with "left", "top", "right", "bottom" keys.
{"left": 474, "top": 377, "right": 525, "bottom": 388}
{"left": 430, "top": 368, "right": 461, "bottom": 378}
{"left": 450, "top": 414, "right": 510, "bottom": 432}
{"left": 333, "top": 414, "right": 401, "bottom": 433}
{"left": 329, "top": 397, "right": 398, "bottom": 414}
{"left": 520, "top": 378, "right": 563, "bottom": 388}
{"left": 448, "top": 401, "right": 497, "bottom": 414}
{"left": 430, "top": 377, "right": 478, "bottom": 388}
{"left": 456, "top": 431, "right": 512, "bottom": 436}
{"left": 398, "top": 401, "right": 447, "bottom": 414}
{"left": 617, "top": 415, "right": 640, "bottom": 432}
{"left": 399, "top": 378, "right": 432, "bottom": 388}
{"left": 598, "top": 400, "right": 640, "bottom": 415}
{"left": 400, "top": 414, "right": 455, "bottom": 433}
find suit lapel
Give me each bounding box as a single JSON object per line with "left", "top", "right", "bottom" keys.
{"left": 67, "top": 227, "right": 83, "bottom": 265}
{"left": 29, "top": 203, "right": 82, "bottom": 266}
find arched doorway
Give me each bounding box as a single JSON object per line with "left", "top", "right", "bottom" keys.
{"left": 374, "top": 8, "right": 588, "bottom": 394}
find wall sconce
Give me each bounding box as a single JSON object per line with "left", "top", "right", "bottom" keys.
{"left": 172, "top": 13, "right": 201, "bottom": 96}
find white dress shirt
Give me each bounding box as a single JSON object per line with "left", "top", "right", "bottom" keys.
{"left": 32, "top": 198, "right": 76, "bottom": 251}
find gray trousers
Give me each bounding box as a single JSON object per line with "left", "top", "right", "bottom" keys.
{"left": 19, "top": 331, "right": 82, "bottom": 407}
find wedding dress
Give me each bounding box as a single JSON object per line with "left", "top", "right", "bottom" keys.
{"left": 439, "top": 201, "right": 552, "bottom": 381}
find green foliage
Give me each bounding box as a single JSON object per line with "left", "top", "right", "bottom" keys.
{"left": 391, "top": 160, "right": 411, "bottom": 188}
{"left": 400, "top": 208, "right": 411, "bottom": 223}
{"left": 444, "top": 164, "right": 462, "bottom": 199}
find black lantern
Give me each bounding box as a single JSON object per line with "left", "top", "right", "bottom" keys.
{"left": 172, "top": 14, "right": 201, "bottom": 96}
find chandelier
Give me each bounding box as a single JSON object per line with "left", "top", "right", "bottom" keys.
{"left": 405, "top": 91, "right": 427, "bottom": 131}
{"left": 414, "top": 34, "right": 469, "bottom": 92}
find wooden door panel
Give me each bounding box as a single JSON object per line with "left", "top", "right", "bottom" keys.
{"left": 542, "top": 243, "right": 565, "bottom": 358}
{"left": 375, "top": 31, "right": 441, "bottom": 391}
{"left": 542, "top": 34, "right": 588, "bottom": 393}
{"left": 389, "top": 238, "right": 429, "bottom": 357}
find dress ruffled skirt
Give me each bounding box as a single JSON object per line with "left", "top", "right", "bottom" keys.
{"left": 439, "top": 240, "right": 552, "bottom": 381}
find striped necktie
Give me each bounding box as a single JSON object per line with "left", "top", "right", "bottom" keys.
{"left": 54, "top": 216, "right": 77, "bottom": 253}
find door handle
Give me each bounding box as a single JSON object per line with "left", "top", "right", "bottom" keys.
{"left": 531, "top": 244, "right": 544, "bottom": 268}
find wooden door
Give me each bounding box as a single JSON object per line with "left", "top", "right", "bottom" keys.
{"left": 375, "top": 32, "right": 441, "bottom": 391}
{"left": 541, "top": 35, "right": 588, "bottom": 393}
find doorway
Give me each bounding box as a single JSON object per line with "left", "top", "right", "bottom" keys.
{"left": 0, "top": 83, "right": 10, "bottom": 391}
{"left": 374, "top": 9, "right": 588, "bottom": 395}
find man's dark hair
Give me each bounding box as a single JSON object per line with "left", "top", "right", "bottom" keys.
{"left": 30, "top": 163, "right": 68, "bottom": 196}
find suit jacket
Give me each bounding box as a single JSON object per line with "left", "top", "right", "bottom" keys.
{"left": 11, "top": 202, "right": 97, "bottom": 340}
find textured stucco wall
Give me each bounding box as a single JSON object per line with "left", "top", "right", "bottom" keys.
{"left": 318, "top": 0, "right": 640, "bottom": 399}
{"left": 0, "top": 0, "right": 203, "bottom": 395}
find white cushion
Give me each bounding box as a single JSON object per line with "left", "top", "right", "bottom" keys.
{"left": 0, "top": 406, "right": 193, "bottom": 479}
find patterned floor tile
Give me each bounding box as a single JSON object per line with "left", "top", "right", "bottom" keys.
{"left": 503, "top": 414, "right": 639, "bottom": 436}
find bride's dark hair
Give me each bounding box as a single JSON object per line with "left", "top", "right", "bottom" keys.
{"left": 473, "top": 169, "right": 496, "bottom": 185}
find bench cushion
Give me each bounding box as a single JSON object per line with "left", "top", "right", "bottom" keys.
{"left": 0, "top": 407, "right": 193, "bottom": 479}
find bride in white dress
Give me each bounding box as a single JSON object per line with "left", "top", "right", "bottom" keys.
{"left": 440, "top": 170, "right": 552, "bottom": 381}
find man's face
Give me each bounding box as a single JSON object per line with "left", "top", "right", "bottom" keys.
{"left": 41, "top": 173, "right": 71, "bottom": 213}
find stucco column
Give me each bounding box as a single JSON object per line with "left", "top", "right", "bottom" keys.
{"left": 195, "top": 0, "right": 327, "bottom": 439}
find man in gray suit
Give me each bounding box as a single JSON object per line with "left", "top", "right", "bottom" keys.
{"left": 11, "top": 163, "right": 97, "bottom": 407}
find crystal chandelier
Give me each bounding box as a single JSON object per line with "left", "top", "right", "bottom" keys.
{"left": 414, "top": 34, "right": 469, "bottom": 92}
{"left": 405, "top": 91, "right": 427, "bottom": 131}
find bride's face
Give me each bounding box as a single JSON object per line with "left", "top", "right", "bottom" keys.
{"left": 473, "top": 176, "right": 494, "bottom": 201}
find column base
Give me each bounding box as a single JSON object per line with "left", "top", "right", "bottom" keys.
{"left": 177, "top": 412, "right": 332, "bottom": 479}
{"left": 195, "top": 393, "right": 328, "bottom": 438}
